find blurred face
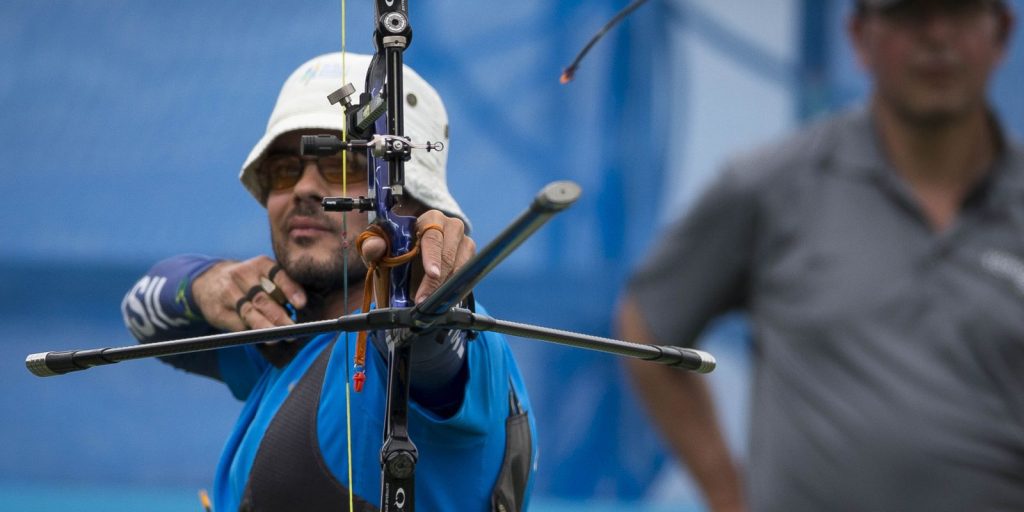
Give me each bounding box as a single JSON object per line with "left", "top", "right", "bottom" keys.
{"left": 850, "top": 0, "right": 1011, "bottom": 124}
{"left": 263, "top": 130, "right": 370, "bottom": 295}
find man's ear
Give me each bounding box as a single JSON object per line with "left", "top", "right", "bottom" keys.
{"left": 994, "top": 5, "right": 1015, "bottom": 46}
{"left": 847, "top": 12, "right": 872, "bottom": 73}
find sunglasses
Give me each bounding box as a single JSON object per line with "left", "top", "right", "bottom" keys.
{"left": 867, "top": 0, "right": 1000, "bottom": 24}
{"left": 260, "top": 153, "right": 368, "bottom": 192}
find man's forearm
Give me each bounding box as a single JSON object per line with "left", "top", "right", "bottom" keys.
{"left": 122, "top": 254, "right": 222, "bottom": 342}
{"left": 121, "top": 254, "right": 224, "bottom": 379}
{"left": 618, "top": 296, "right": 746, "bottom": 512}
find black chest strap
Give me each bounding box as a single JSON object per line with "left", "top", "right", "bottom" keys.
{"left": 239, "top": 340, "right": 532, "bottom": 512}
{"left": 239, "top": 340, "right": 377, "bottom": 512}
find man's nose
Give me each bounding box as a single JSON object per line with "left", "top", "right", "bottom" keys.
{"left": 292, "top": 161, "right": 329, "bottom": 199}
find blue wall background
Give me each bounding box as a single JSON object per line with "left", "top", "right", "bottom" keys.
{"left": 2, "top": 0, "right": 1022, "bottom": 510}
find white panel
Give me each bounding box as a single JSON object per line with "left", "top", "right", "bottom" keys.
{"left": 689, "top": 0, "right": 797, "bottom": 61}
{"left": 660, "top": 0, "right": 798, "bottom": 224}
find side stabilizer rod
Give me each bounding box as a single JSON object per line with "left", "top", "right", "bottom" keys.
{"left": 26, "top": 307, "right": 714, "bottom": 377}
{"left": 25, "top": 312, "right": 387, "bottom": 377}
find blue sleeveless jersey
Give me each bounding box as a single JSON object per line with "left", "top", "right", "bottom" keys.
{"left": 212, "top": 321, "right": 536, "bottom": 511}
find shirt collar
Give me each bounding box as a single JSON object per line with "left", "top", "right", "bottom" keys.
{"left": 828, "top": 105, "right": 1024, "bottom": 210}
{"left": 828, "top": 106, "right": 890, "bottom": 180}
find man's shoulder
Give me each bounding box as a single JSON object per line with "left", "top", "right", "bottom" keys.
{"left": 1005, "top": 137, "right": 1024, "bottom": 173}
{"left": 997, "top": 141, "right": 1024, "bottom": 208}
{"left": 725, "top": 108, "right": 863, "bottom": 182}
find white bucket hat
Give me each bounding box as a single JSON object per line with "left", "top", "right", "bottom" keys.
{"left": 239, "top": 52, "right": 470, "bottom": 231}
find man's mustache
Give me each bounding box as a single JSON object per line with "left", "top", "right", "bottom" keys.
{"left": 289, "top": 199, "right": 339, "bottom": 230}
{"left": 913, "top": 48, "right": 961, "bottom": 69}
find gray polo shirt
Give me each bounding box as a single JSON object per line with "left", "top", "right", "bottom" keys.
{"left": 629, "top": 107, "right": 1024, "bottom": 512}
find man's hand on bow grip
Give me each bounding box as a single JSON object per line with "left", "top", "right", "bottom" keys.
{"left": 192, "top": 256, "right": 307, "bottom": 332}
{"left": 359, "top": 210, "right": 475, "bottom": 304}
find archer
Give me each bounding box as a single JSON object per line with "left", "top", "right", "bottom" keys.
{"left": 121, "top": 52, "right": 536, "bottom": 512}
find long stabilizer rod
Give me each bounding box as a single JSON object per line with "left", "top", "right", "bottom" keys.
{"left": 411, "top": 180, "right": 580, "bottom": 324}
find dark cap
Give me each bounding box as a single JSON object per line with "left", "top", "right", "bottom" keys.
{"left": 856, "top": 0, "right": 1005, "bottom": 7}
{"left": 857, "top": 0, "right": 905, "bottom": 6}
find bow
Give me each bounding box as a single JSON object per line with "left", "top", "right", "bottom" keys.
{"left": 306, "top": 1, "right": 430, "bottom": 507}
{"left": 24, "top": 1, "right": 716, "bottom": 510}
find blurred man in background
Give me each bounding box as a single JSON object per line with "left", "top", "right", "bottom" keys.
{"left": 618, "top": 1, "right": 1023, "bottom": 510}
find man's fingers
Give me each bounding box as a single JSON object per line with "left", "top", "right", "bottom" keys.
{"left": 270, "top": 265, "right": 306, "bottom": 309}
{"left": 414, "top": 212, "right": 470, "bottom": 303}
{"left": 192, "top": 261, "right": 252, "bottom": 332}
{"left": 414, "top": 223, "right": 446, "bottom": 303}
{"left": 418, "top": 225, "right": 446, "bottom": 280}
{"left": 454, "top": 235, "right": 475, "bottom": 272}
{"left": 422, "top": 213, "right": 464, "bottom": 277}
{"left": 193, "top": 256, "right": 306, "bottom": 333}
{"left": 357, "top": 211, "right": 475, "bottom": 304}
{"left": 227, "top": 256, "right": 275, "bottom": 295}
{"left": 438, "top": 219, "right": 466, "bottom": 278}
{"left": 217, "top": 302, "right": 249, "bottom": 332}
{"left": 237, "top": 299, "right": 276, "bottom": 330}
{"left": 250, "top": 291, "right": 295, "bottom": 326}
{"left": 360, "top": 236, "right": 387, "bottom": 265}
{"left": 415, "top": 233, "right": 475, "bottom": 304}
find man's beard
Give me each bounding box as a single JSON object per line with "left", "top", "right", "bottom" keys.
{"left": 272, "top": 201, "right": 367, "bottom": 318}
{"left": 279, "top": 249, "right": 367, "bottom": 295}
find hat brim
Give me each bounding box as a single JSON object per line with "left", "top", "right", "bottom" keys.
{"left": 238, "top": 113, "right": 471, "bottom": 232}
{"left": 239, "top": 112, "right": 342, "bottom": 205}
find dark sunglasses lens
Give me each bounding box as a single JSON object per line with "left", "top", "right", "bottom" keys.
{"left": 319, "top": 157, "right": 346, "bottom": 184}
{"left": 322, "top": 156, "right": 368, "bottom": 184}
{"left": 262, "top": 154, "right": 368, "bottom": 193}
{"left": 265, "top": 157, "right": 301, "bottom": 190}
{"left": 881, "top": 0, "right": 994, "bottom": 19}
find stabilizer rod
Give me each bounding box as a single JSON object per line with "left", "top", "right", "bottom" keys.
{"left": 412, "top": 181, "right": 580, "bottom": 324}
{"left": 469, "top": 313, "right": 716, "bottom": 373}
{"left": 25, "top": 313, "right": 388, "bottom": 377}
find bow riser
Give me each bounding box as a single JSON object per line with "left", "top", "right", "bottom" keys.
{"left": 367, "top": 3, "right": 419, "bottom": 509}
